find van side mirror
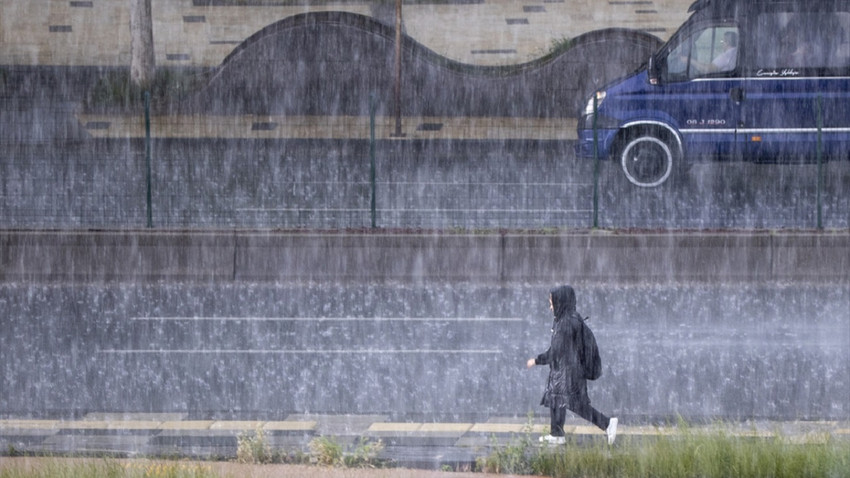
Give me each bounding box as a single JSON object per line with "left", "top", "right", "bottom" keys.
{"left": 648, "top": 55, "right": 661, "bottom": 85}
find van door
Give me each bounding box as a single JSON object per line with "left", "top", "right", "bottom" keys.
{"left": 741, "top": 9, "right": 850, "bottom": 160}
{"left": 661, "top": 23, "right": 745, "bottom": 159}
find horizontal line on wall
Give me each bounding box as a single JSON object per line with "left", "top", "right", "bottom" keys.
{"left": 131, "top": 317, "right": 523, "bottom": 322}
{"left": 98, "top": 349, "right": 502, "bottom": 355}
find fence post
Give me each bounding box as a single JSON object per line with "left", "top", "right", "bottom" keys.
{"left": 144, "top": 91, "right": 153, "bottom": 228}
{"left": 816, "top": 95, "right": 823, "bottom": 230}
{"left": 592, "top": 94, "right": 600, "bottom": 229}
{"left": 370, "top": 93, "right": 377, "bottom": 228}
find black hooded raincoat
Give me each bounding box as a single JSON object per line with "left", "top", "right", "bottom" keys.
{"left": 535, "top": 285, "right": 592, "bottom": 409}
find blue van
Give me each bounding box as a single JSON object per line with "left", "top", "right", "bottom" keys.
{"left": 577, "top": 0, "right": 850, "bottom": 187}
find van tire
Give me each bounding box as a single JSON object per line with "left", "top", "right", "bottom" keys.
{"left": 618, "top": 130, "right": 681, "bottom": 187}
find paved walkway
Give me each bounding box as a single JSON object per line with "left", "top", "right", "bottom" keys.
{"left": 76, "top": 113, "right": 579, "bottom": 140}
{"left": 1, "top": 0, "right": 693, "bottom": 68}
{"left": 2, "top": 415, "right": 849, "bottom": 468}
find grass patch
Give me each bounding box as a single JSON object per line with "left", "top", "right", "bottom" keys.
{"left": 0, "top": 459, "right": 220, "bottom": 478}
{"left": 343, "top": 436, "right": 386, "bottom": 468}
{"left": 236, "top": 428, "right": 385, "bottom": 468}
{"left": 235, "top": 427, "right": 273, "bottom": 464}
{"left": 480, "top": 420, "right": 850, "bottom": 478}
{"left": 307, "top": 436, "right": 386, "bottom": 468}
{"left": 235, "top": 427, "right": 309, "bottom": 465}
{"left": 308, "top": 435, "right": 344, "bottom": 466}
{"left": 2, "top": 423, "right": 846, "bottom": 477}
{"left": 476, "top": 411, "right": 540, "bottom": 475}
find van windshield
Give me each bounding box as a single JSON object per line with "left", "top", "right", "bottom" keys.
{"left": 666, "top": 25, "right": 739, "bottom": 80}
{"left": 754, "top": 11, "right": 850, "bottom": 72}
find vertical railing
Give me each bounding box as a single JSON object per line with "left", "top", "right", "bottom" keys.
{"left": 816, "top": 95, "right": 824, "bottom": 230}
{"left": 592, "top": 94, "right": 600, "bottom": 229}
{"left": 369, "top": 94, "right": 378, "bottom": 228}
{"left": 144, "top": 91, "right": 153, "bottom": 228}
{"left": 392, "top": 0, "right": 404, "bottom": 138}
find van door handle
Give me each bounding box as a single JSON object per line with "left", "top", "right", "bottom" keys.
{"left": 730, "top": 87, "right": 745, "bottom": 104}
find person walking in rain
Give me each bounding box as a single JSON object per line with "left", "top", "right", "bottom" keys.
{"left": 526, "top": 285, "right": 618, "bottom": 445}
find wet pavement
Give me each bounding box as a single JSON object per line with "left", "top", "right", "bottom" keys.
{"left": 2, "top": 415, "right": 848, "bottom": 469}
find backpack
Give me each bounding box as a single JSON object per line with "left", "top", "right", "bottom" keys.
{"left": 580, "top": 317, "right": 603, "bottom": 380}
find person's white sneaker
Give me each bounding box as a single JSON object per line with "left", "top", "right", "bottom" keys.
{"left": 607, "top": 417, "right": 618, "bottom": 445}
{"left": 538, "top": 435, "right": 566, "bottom": 445}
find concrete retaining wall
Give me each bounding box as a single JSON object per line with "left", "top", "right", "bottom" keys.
{"left": 2, "top": 230, "right": 848, "bottom": 421}
{"left": 2, "top": 230, "right": 847, "bottom": 284}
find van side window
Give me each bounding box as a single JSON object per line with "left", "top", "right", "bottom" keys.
{"left": 667, "top": 25, "right": 739, "bottom": 81}
{"left": 755, "top": 11, "right": 850, "bottom": 73}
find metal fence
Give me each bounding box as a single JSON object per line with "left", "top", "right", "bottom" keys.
{"left": 1, "top": 97, "right": 849, "bottom": 230}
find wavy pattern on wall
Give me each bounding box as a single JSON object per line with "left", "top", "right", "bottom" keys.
{"left": 182, "top": 11, "right": 662, "bottom": 117}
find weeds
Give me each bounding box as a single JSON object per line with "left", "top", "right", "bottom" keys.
{"left": 308, "top": 436, "right": 344, "bottom": 467}
{"left": 481, "top": 418, "right": 850, "bottom": 478}
{"left": 123, "top": 462, "right": 218, "bottom": 478}
{"left": 307, "top": 435, "right": 386, "bottom": 468}
{"left": 3, "top": 421, "right": 846, "bottom": 478}
{"left": 235, "top": 427, "right": 272, "bottom": 464}
{"left": 343, "top": 436, "right": 386, "bottom": 468}
{"left": 477, "top": 434, "right": 535, "bottom": 475}
{"left": 0, "top": 460, "right": 218, "bottom": 478}
{"left": 235, "top": 427, "right": 308, "bottom": 465}
{"left": 476, "top": 411, "right": 539, "bottom": 474}
{"left": 548, "top": 36, "right": 574, "bottom": 56}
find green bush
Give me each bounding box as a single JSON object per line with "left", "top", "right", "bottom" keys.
{"left": 308, "top": 436, "right": 344, "bottom": 467}
{"left": 344, "top": 436, "right": 386, "bottom": 468}
{"left": 234, "top": 427, "right": 309, "bottom": 465}
{"left": 307, "top": 435, "right": 386, "bottom": 468}
{"left": 235, "top": 427, "right": 272, "bottom": 464}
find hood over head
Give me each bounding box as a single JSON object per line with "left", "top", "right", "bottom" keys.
{"left": 550, "top": 285, "right": 577, "bottom": 320}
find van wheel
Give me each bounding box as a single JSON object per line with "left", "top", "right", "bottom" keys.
{"left": 619, "top": 132, "right": 679, "bottom": 187}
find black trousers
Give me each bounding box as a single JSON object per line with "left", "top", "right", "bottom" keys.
{"left": 550, "top": 402, "right": 610, "bottom": 436}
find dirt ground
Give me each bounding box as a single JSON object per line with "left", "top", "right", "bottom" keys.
{"left": 0, "top": 457, "right": 541, "bottom": 478}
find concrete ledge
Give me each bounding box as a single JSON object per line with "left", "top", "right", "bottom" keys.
{"left": 3, "top": 416, "right": 848, "bottom": 463}
{"left": 1, "top": 230, "right": 847, "bottom": 284}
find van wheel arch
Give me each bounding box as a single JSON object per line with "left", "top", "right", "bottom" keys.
{"left": 613, "top": 125, "right": 684, "bottom": 188}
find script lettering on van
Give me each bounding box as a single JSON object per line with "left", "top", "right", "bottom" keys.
{"left": 756, "top": 68, "right": 801, "bottom": 77}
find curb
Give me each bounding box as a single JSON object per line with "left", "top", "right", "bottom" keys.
{"left": 2, "top": 416, "right": 848, "bottom": 469}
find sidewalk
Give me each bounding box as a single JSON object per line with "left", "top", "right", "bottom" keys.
{"left": 76, "top": 114, "right": 579, "bottom": 141}
{"left": 2, "top": 415, "right": 848, "bottom": 469}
